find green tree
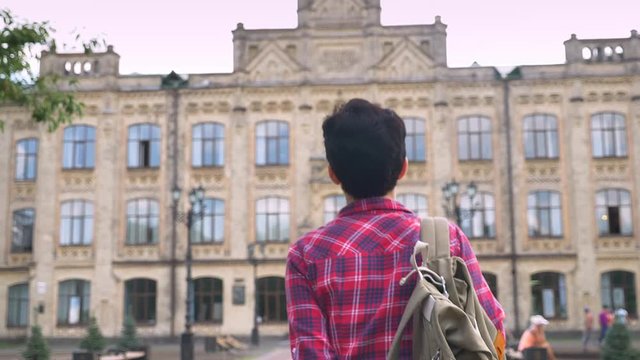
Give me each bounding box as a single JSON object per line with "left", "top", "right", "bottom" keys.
{"left": 117, "top": 316, "right": 140, "bottom": 350}
{"left": 1, "top": 9, "right": 100, "bottom": 132}
{"left": 22, "top": 325, "right": 49, "bottom": 360}
{"left": 601, "top": 323, "right": 640, "bottom": 360}
{"left": 79, "top": 317, "right": 106, "bottom": 355}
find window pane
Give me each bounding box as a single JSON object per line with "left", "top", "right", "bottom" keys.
{"left": 482, "top": 133, "right": 492, "bottom": 159}
{"left": 192, "top": 140, "right": 202, "bottom": 166}
{"left": 150, "top": 141, "right": 160, "bottom": 167}
{"left": 592, "top": 130, "right": 603, "bottom": 157}
{"left": 279, "top": 137, "right": 289, "bottom": 164}
{"left": 524, "top": 132, "right": 535, "bottom": 158}
{"left": 128, "top": 141, "right": 139, "bottom": 167}
{"left": 256, "top": 215, "right": 266, "bottom": 242}
{"left": 83, "top": 218, "right": 93, "bottom": 245}
{"left": 458, "top": 134, "right": 468, "bottom": 160}
{"left": 615, "top": 129, "right": 627, "bottom": 156}
{"left": 620, "top": 207, "right": 633, "bottom": 235}
{"left": 256, "top": 138, "right": 266, "bottom": 165}
{"left": 279, "top": 214, "right": 289, "bottom": 241}
{"left": 215, "top": 139, "right": 224, "bottom": 166}
{"left": 470, "top": 134, "right": 480, "bottom": 159}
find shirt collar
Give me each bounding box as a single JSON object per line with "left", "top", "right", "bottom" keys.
{"left": 338, "top": 197, "right": 413, "bottom": 218}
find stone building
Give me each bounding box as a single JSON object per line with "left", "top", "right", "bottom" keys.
{"left": 1, "top": 0, "right": 639, "bottom": 339}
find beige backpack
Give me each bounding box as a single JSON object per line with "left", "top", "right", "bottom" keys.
{"left": 387, "top": 217, "right": 500, "bottom": 360}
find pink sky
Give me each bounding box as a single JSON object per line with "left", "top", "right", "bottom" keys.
{"left": 4, "top": 0, "right": 638, "bottom": 75}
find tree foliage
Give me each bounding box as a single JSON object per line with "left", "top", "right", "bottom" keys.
{"left": 79, "top": 317, "right": 106, "bottom": 355}
{"left": 601, "top": 323, "right": 640, "bottom": 360}
{"left": 117, "top": 316, "right": 140, "bottom": 350}
{"left": 22, "top": 325, "right": 49, "bottom": 360}
{"left": 1, "top": 9, "right": 89, "bottom": 132}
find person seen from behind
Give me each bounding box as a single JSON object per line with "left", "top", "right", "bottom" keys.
{"left": 518, "top": 315, "right": 557, "bottom": 360}
{"left": 582, "top": 307, "right": 594, "bottom": 352}
{"left": 285, "top": 98, "right": 505, "bottom": 359}
{"left": 599, "top": 305, "right": 611, "bottom": 345}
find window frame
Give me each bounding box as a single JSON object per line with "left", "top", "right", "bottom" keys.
{"left": 193, "top": 277, "right": 224, "bottom": 324}
{"left": 255, "top": 120, "right": 289, "bottom": 166}
{"left": 255, "top": 197, "right": 289, "bottom": 243}
{"left": 323, "top": 194, "right": 346, "bottom": 224}
{"left": 12, "top": 208, "right": 35, "bottom": 253}
{"left": 60, "top": 200, "right": 94, "bottom": 246}
{"left": 127, "top": 124, "right": 161, "bottom": 169}
{"left": 7, "top": 283, "right": 29, "bottom": 328}
{"left": 397, "top": 193, "right": 428, "bottom": 218}
{"left": 527, "top": 191, "right": 563, "bottom": 238}
{"left": 591, "top": 112, "right": 628, "bottom": 158}
{"left": 62, "top": 125, "right": 96, "bottom": 169}
{"left": 56, "top": 279, "right": 91, "bottom": 326}
{"left": 457, "top": 116, "right": 492, "bottom": 161}
{"left": 192, "top": 122, "right": 225, "bottom": 168}
{"left": 126, "top": 199, "right": 160, "bottom": 245}
{"left": 190, "top": 198, "right": 225, "bottom": 244}
{"left": 124, "top": 278, "right": 157, "bottom": 325}
{"left": 404, "top": 117, "right": 426, "bottom": 162}
{"left": 595, "top": 189, "right": 633, "bottom": 236}
{"left": 256, "top": 276, "right": 287, "bottom": 323}
{"left": 601, "top": 271, "right": 637, "bottom": 317}
{"left": 460, "top": 192, "right": 496, "bottom": 239}
{"left": 15, "top": 138, "right": 39, "bottom": 181}
{"left": 523, "top": 114, "right": 559, "bottom": 160}
{"left": 531, "top": 272, "right": 568, "bottom": 320}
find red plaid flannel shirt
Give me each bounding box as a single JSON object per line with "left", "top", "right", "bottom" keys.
{"left": 286, "top": 197, "right": 505, "bottom": 359}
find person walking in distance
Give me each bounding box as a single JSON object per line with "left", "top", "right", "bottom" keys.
{"left": 582, "top": 307, "right": 594, "bottom": 352}
{"left": 599, "top": 305, "right": 611, "bottom": 345}
{"left": 285, "top": 99, "right": 505, "bottom": 359}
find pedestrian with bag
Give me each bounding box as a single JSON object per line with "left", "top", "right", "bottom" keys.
{"left": 285, "top": 98, "right": 505, "bottom": 359}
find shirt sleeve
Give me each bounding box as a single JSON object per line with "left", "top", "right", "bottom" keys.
{"left": 285, "top": 245, "right": 337, "bottom": 360}
{"left": 448, "top": 222, "right": 506, "bottom": 334}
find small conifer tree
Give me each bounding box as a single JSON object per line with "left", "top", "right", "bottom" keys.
{"left": 22, "top": 325, "right": 50, "bottom": 360}
{"left": 117, "top": 316, "right": 140, "bottom": 350}
{"left": 79, "top": 317, "right": 106, "bottom": 355}
{"left": 601, "top": 323, "right": 640, "bottom": 360}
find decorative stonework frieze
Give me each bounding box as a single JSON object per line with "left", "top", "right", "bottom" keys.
{"left": 517, "top": 93, "right": 562, "bottom": 105}
{"left": 11, "top": 119, "right": 39, "bottom": 131}
{"left": 597, "top": 237, "right": 636, "bottom": 251}
{"left": 405, "top": 163, "right": 428, "bottom": 182}
{"left": 193, "top": 244, "right": 228, "bottom": 259}
{"left": 459, "top": 162, "right": 494, "bottom": 181}
{"left": 525, "top": 239, "right": 566, "bottom": 252}
{"left": 264, "top": 243, "right": 289, "bottom": 257}
{"left": 12, "top": 183, "right": 36, "bottom": 201}
{"left": 525, "top": 162, "right": 561, "bottom": 183}
{"left": 8, "top": 253, "right": 32, "bottom": 267}
{"left": 310, "top": 159, "right": 331, "bottom": 184}
{"left": 592, "top": 159, "right": 629, "bottom": 181}
{"left": 53, "top": 327, "right": 85, "bottom": 338}
{"left": 192, "top": 168, "right": 225, "bottom": 186}
{"left": 61, "top": 171, "right": 95, "bottom": 192}
{"left": 56, "top": 246, "right": 93, "bottom": 261}
{"left": 126, "top": 170, "right": 160, "bottom": 189}
{"left": 254, "top": 166, "right": 290, "bottom": 186}
{"left": 471, "top": 240, "right": 497, "bottom": 255}
{"left": 122, "top": 245, "right": 159, "bottom": 259}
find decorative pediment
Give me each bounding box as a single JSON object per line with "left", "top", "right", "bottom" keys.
{"left": 311, "top": 0, "right": 365, "bottom": 18}
{"left": 246, "top": 43, "right": 302, "bottom": 83}
{"left": 375, "top": 39, "right": 435, "bottom": 80}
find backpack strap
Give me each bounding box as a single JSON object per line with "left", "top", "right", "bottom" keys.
{"left": 421, "top": 217, "right": 451, "bottom": 263}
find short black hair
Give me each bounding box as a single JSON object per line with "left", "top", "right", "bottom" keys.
{"left": 322, "top": 98, "right": 406, "bottom": 199}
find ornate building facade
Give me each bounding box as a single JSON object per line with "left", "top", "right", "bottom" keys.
{"left": 1, "top": 0, "right": 639, "bottom": 338}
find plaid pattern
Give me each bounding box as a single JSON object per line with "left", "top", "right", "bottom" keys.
{"left": 286, "top": 197, "right": 505, "bottom": 359}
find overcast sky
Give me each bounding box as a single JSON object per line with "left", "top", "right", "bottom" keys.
{"left": 4, "top": 0, "right": 638, "bottom": 75}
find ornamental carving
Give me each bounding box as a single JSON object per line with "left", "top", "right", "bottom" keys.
{"left": 12, "top": 183, "right": 36, "bottom": 201}
{"left": 592, "top": 160, "right": 629, "bottom": 180}
{"left": 11, "top": 119, "right": 39, "bottom": 131}
{"left": 319, "top": 49, "right": 359, "bottom": 73}
{"left": 61, "top": 171, "right": 95, "bottom": 192}
{"left": 405, "top": 163, "right": 428, "bottom": 182}
{"left": 192, "top": 168, "right": 225, "bottom": 186}
{"left": 471, "top": 240, "right": 497, "bottom": 255}
{"left": 193, "top": 244, "right": 228, "bottom": 259}
{"left": 263, "top": 243, "right": 289, "bottom": 258}
{"left": 459, "top": 163, "right": 494, "bottom": 181}
{"left": 310, "top": 159, "right": 331, "bottom": 184}
{"left": 126, "top": 170, "right": 160, "bottom": 188}
{"left": 597, "top": 237, "right": 636, "bottom": 251}
{"left": 525, "top": 162, "right": 561, "bottom": 183}
{"left": 8, "top": 253, "right": 32, "bottom": 267}
{"left": 525, "top": 239, "right": 565, "bottom": 252}
{"left": 255, "top": 166, "right": 290, "bottom": 186}
{"left": 123, "top": 245, "right": 159, "bottom": 259}
{"left": 56, "top": 246, "right": 93, "bottom": 261}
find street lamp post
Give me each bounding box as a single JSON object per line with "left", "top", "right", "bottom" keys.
{"left": 441, "top": 179, "right": 478, "bottom": 225}
{"left": 247, "top": 243, "right": 263, "bottom": 346}
{"left": 172, "top": 185, "right": 205, "bottom": 360}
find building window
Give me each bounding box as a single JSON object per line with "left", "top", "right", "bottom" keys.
{"left": 596, "top": 189, "right": 632, "bottom": 236}
{"left": 483, "top": 272, "right": 498, "bottom": 299}
{"left": 460, "top": 192, "right": 496, "bottom": 238}
{"left": 60, "top": 200, "right": 93, "bottom": 246}
{"left": 63, "top": 125, "right": 96, "bottom": 169}
{"left": 457, "top": 116, "right": 492, "bottom": 161}
{"left": 523, "top": 114, "right": 558, "bottom": 159}
{"left": 15, "top": 138, "right": 38, "bottom": 180}
{"left": 256, "top": 121, "right": 289, "bottom": 166}
{"left": 57, "top": 280, "right": 90, "bottom": 326}
{"left": 323, "top": 195, "right": 346, "bottom": 224}
{"left": 127, "top": 124, "right": 160, "bottom": 168}
{"left": 527, "top": 191, "right": 563, "bottom": 237}
{"left": 12, "top": 209, "right": 35, "bottom": 253}
{"left": 126, "top": 199, "right": 159, "bottom": 245}
{"left": 7, "top": 283, "right": 29, "bottom": 327}
{"left": 194, "top": 277, "right": 223, "bottom": 323}
{"left": 257, "top": 277, "right": 287, "bottom": 323}
{"left": 191, "top": 198, "right": 224, "bottom": 244}
{"left": 531, "top": 272, "right": 567, "bottom": 319}
{"left": 256, "top": 197, "right": 289, "bottom": 242}
{"left": 601, "top": 271, "right": 637, "bottom": 317}
{"left": 592, "top": 112, "right": 627, "bottom": 158}
{"left": 124, "top": 279, "right": 156, "bottom": 325}
{"left": 192, "top": 123, "right": 224, "bottom": 167}
{"left": 397, "top": 193, "right": 428, "bottom": 218}
{"left": 404, "top": 117, "right": 426, "bottom": 162}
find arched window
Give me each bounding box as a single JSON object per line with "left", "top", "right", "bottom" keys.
{"left": 591, "top": 112, "right": 627, "bottom": 158}
{"left": 460, "top": 192, "right": 495, "bottom": 238}
{"left": 7, "top": 283, "right": 29, "bottom": 327}
{"left": 63, "top": 125, "right": 96, "bottom": 169}
{"left": 57, "top": 280, "right": 90, "bottom": 326}
{"left": 397, "top": 193, "right": 428, "bottom": 218}
{"left": 256, "top": 197, "right": 289, "bottom": 242}
{"left": 12, "top": 208, "right": 35, "bottom": 253}
{"left": 531, "top": 272, "right": 567, "bottom": 319}
{"left": 601, "top": 271, "right": 637, "bottom": 317}
{"left": 523, "top": 114, "right": 558, "bottom": 159}
{"left": 527, "top": 191, "right": 563, "bottom": 237}
{"left": 15, "top": 138, "right": 38, "bottom": 180}
{"left": 60, "top": 200, "right": 93, "bottom": 246}
{"left": 457, "top": 116, "right": 492, "bottom": 161}
{"left": 404, "top": 117, "right": 426, "bottom": 162}
{"left": 190, "top": 198, "right": 224, "bottom": 244}
{"left": 124, "top": 278, "right": 156, "bottom": 324}
{"left": 192, "top": 123, "right": 224, "bottom": 167}
{"left": 194, "top": 277, "right": 224, "bottom": 323}
{"left": 595, "top": 189, "right": 633, "bottom": 236}
{"left": 256, "top": 121, "right": 289, "bottom": 165}
{"left": 323, "top": 195, "right": 346, "bottom": 224}
{"left": 483, "top": 272, "right": 498, "bottom": 299}
{"left": 126, "top": 199, "right": 159, "bottom": 245}
{"left": 257, "top": 277, "right": 287, "bottom": 323}
{"left": 127, "top": 124, "right": 161, "bottom": 168}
